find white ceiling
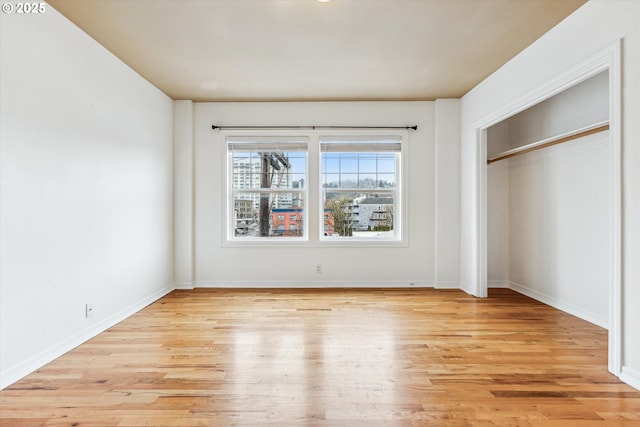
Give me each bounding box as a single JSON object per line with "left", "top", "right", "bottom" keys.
{"left": 48, "top": 0, "right": 586, "bottom": 102}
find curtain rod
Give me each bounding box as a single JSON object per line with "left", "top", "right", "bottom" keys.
{"left": 211, "top": 125, "right": 418, "bottom": 131}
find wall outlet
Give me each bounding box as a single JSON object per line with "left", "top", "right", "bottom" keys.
{"left": 316, "top": 264, "right": 322, "bottom": 274}
{"left": 85, "top": 303, "right": 95, "bottom": 318}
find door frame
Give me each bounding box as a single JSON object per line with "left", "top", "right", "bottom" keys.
{"left": 472, "top": 40, "right": 622, "bottom": 375}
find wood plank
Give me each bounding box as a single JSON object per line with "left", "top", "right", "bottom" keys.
{"left": 1, "top": 288, "right": 638, "bottom": 426}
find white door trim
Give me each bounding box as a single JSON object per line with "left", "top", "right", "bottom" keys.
{"left": 472, "top": 40, "right": 622, "bottom": 376}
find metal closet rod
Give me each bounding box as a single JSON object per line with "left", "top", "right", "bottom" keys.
{"left": 487, "top": 122, "right": 610, "bottom": 165}
{"left": 211, "top": 125, "right": 418, "bottom": 130}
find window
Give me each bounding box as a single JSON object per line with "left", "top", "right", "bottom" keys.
{"left": 228, "top": 136, "right": 307, "bottom": 240}
{"left": 321, "top": 136, "right": 401, "bottom": 241}
{"left": 226, "top": 132, "right": 403, "bottom": 243}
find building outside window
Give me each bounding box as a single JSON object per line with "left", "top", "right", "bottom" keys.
{"left": 226, "top": 132, "right": 403, "bottom": 243}
{"left": 227, "top": 136, "right": 307, "bottom": 240}
{"left": 320, "top": 135, "right": 401, "bottom": 241}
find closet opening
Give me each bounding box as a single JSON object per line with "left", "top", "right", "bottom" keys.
{"left": 475, "top": 43, "right": 622, "bottom": 377}
{"left": 486, "top": 69, "right": 610, "bottom": 329}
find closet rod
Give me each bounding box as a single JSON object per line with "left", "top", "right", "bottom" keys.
{"left": 487, "top": 122, "right": 609, "bottom": 165}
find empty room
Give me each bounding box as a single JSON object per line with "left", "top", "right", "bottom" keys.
{"left": 1, "top": 0, "right": 640, "bottom": 425}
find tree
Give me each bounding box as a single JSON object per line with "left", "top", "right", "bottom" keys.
{"left": 326, "top": 197, "right": 353, "bottom": 237}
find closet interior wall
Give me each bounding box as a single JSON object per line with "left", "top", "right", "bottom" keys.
{"left": 487, "top": 71, "right": 611, "bottom": 328}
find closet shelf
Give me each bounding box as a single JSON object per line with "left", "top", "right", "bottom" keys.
{"left": 487, "top": 120, "right": 609, "bottom": 164}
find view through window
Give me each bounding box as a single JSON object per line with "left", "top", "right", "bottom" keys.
{"left": 228, "top": 136, "right": 307, "bottom": 239}
{"left": 227, "top": 134, "right": 402, "bottom": 242}
{"left": 321, "top": 136, "right": 400, "bottom": 240}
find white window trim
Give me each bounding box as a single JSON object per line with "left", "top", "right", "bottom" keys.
{"left": 223, "top": 131, "right": 309, "bottom": 245}
{"left": 221, "top": 129, "right": 408, "bottom": 248}
{"left": 318, "top": 130, "right": 407, "bottom": 246}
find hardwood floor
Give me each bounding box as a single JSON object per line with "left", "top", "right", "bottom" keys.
{"left": 1, "top": 288, "right": 638, "bottom": 426}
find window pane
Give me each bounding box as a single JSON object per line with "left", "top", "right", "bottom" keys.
{"left": 232, "top": 151, "right": 307, "bottom": 190}
{"left": 323, "top": 173, "right": 340, "bottom": 188}
{"left": 377, "top": 173, "right": 395, "bottom": 188}
{"left": 358, "top": 173, "right": 377, "bottom": 189}
{"left": 323, "top": 155, "right": 340, "bottom": 173}
{"left": 358, "top": 157, "right": 377, "bottom": 173}
{"left": 232, "top": 192, "right": 304, "bottom": 238}
{"left": 321, "top": 151, "right": 399, "bottom": 190}
{"left": 323, "top": 191, "right": 395, "bottom": 239}
{"left": 377, "top": 155, "right": 395, "bottom": 172}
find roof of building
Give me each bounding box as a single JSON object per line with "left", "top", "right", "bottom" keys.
{"left": 357, "top": 198, "right": 393, "bottom": 205}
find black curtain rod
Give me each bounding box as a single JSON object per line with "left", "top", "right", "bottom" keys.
{"left": 211, "top": 125, "right": 417, "bottom": 131}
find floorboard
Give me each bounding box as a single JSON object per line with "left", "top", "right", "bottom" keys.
{"left": 1, "top": 288, "right": 638, "bottom": 426}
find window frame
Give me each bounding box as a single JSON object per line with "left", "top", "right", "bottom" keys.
{"left": 225, "top": 134, "right": 309, "bottom": 243}
{"left": 319, "top": 134, "right": 404, "bottom": 244}
{"left": 222, "top": 129, "right": 407, "bottom": 247}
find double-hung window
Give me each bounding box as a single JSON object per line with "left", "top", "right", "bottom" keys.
{"left": 227, "top": 136, "right": 308, "bottom": 240}
{"left": 226, "top": 132, "right": 404, "bottom": 243}
{"left": 320, "top": 135, "right": 401, "bottom": 241}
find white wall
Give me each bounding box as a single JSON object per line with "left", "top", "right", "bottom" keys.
{"left": 461, "top": 0, "right": 640, "bottom": 388}
{"left": 0, "top": 8, "right": 174, "bottom": 388}
{"left": 509, "top": 133, "right": 610, "bottom": 327}
{"left": 178, "top": 101, "right": 459, "bottom": 287}
{"left": 507, "top": 70, "right": 609, "bottom": 149}
{"left": 486, "top": 71, "right": 608, "bottom": 158}
{"left": 435, "top": 100, "right": 461, "bottom": 287}
{"left": 173, "top": 101, "right": 194, "bottom": 288}
{"left": 487, "top": 161, "right": 510, "bottom": 285}
{"left": 486, "top": 69, "right": 610, "bottom": 327}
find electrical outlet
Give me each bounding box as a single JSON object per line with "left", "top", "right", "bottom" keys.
{"left": 316, "top": 264, "right": 322, "bottom": 274}
{"left": 85, "top": 303, "right": 94, "bottom": 318}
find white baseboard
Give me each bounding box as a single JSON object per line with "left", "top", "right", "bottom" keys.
{"left": 195, "top": 280, "right": 434, "bottom": 288}
{"left": 620, "top": 366, "right": 640, "bottom": 391}
{"left": 0, "top": 285, "right": 174, "bottom": 390}
{"left": 434, "top": 281, "right": 461, "bottom": 289}
{"left": 488, "top": 280, "right": 511, "bottom": 288}
{"left": 459, "top": 282, "right": 477, "bottom": 296}
{"left": 507, "top": 280, "right": 608, "bottom": 329}
{"left": 174, "top": 282, "right": 195, "bottom": 290}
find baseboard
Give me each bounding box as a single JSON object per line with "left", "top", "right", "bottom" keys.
{"left": 488, "top": 280, "right": 511, "bottom": 288}
{"left": 507, "top": 280, "right": 608, "bottom": 329}
{"left": 174, "top": 282, "right": 195, "bottom": 290}
{"left": 459, "top": 281, "right": 474, "bottom": 295}
{"left": 195, "top": 280, "right": 435, "bottom": 289}
{"left": 619, "top": 366, "right": 640, "bottom": 391}
{"left": 434, "top": 281, "right": 461, "bottom": 289}
{"left": 0, "top": 285, "right": 174, "bottom": 390}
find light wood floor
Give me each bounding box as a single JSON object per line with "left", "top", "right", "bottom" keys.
{"left": 1, "top": 288, "right": 638, "bottom": 426}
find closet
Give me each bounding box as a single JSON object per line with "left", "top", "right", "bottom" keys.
{"left": 486, "top": 70, "right": 610, "bottom": 328}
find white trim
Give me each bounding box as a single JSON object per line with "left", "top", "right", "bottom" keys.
{"left": 507, "top": 281, "right": 608, "bottom": 329}
{"left": 619, "top": 367, "right": 640, "bottom": 391}
{"left": 220, "top": 128, "right": 408, "bottom": 246}
{"left": 475, "top": 128, "right": 488, "bottom": 298}
{"left": 434, "top": 281, "right": 461, "bottom": 290}
{"left": 175, "top": 282, "right": 195, "bottom": 290}
{"left": 472, "top": 40, "right": 622, "bottom": 378}
{"left": 0, "top": 285, "right": 174, "bottom": 390}
{"left": 487, "top": 280, "right": 511, "bottom": 288}
{"left": 459, "top": 281, "right": 474, "bottom": 295}
{"left": 195, "top": 280, "right": 433, "bottom": 289}
{"left": 606, "top": 40, "right": 622, "bottom": 377}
